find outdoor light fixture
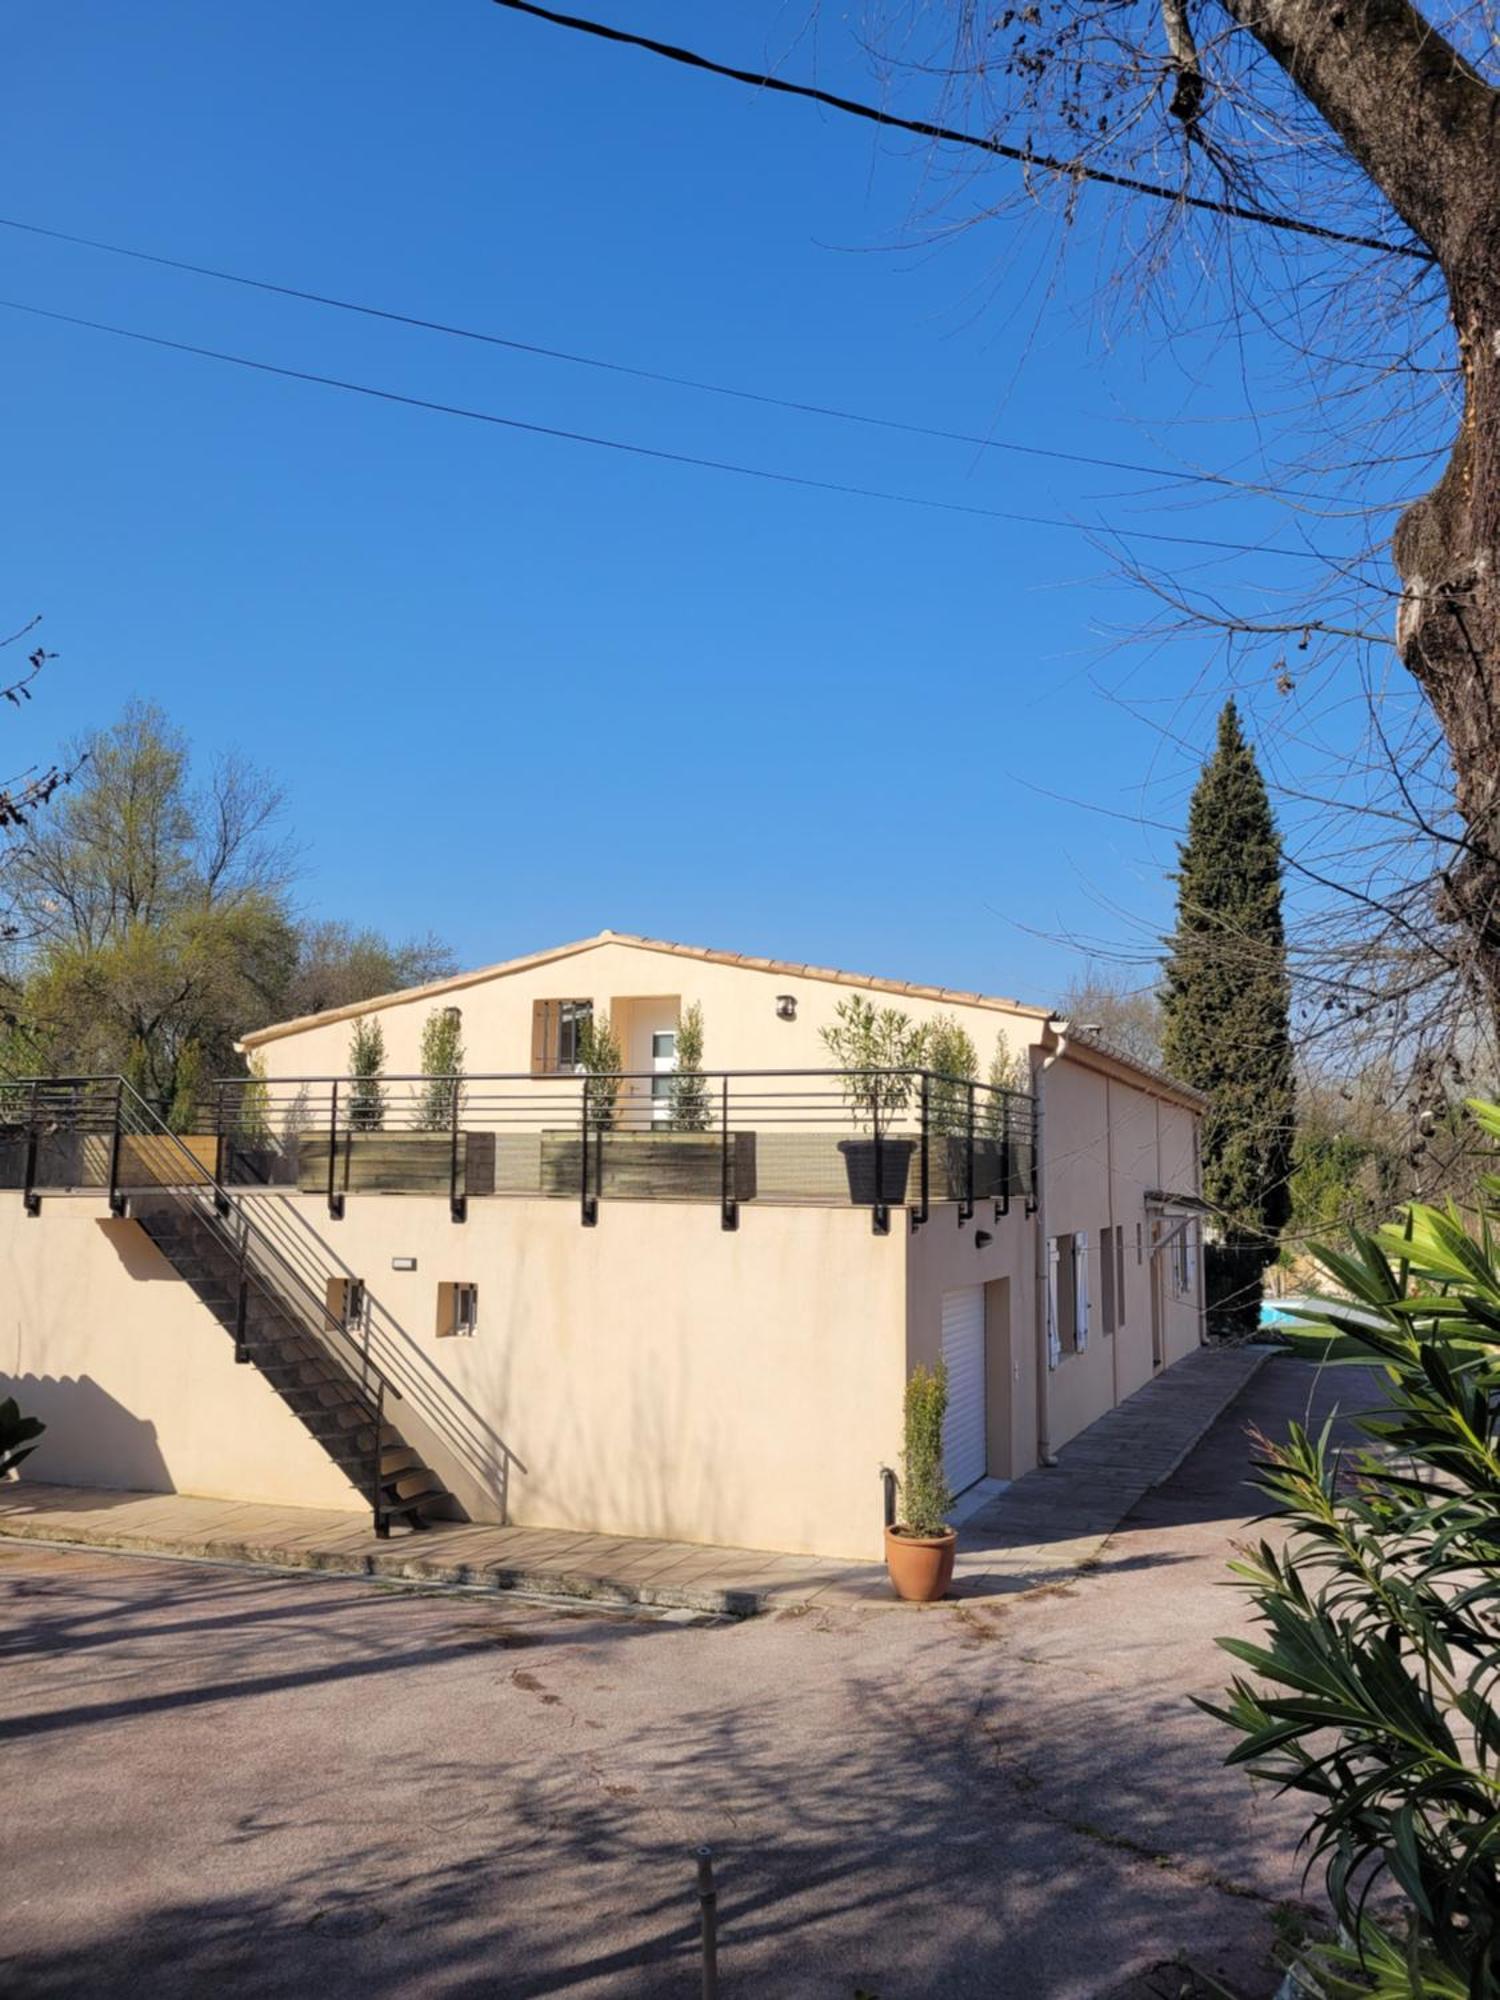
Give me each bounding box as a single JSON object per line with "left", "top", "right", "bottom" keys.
{"left": 974, "top": 1230, "right": 993, "bottom": 1249}
{"left": 391, "top": 1256, "right": 417, "bottom": 1272}
{"left": 776, "top": 994, "right": 797, "bottom": 1021}
{"left": 443, "top": 1006, "right": 462, "bottom": 1025}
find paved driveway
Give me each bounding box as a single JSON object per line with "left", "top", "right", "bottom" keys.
{"left": 0, "top": 1355, "right": 1363, "bottom": 1999}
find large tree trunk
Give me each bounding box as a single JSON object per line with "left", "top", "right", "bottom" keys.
{"left": 1221, "top": 0, "right": 1500, "bottom": 1023}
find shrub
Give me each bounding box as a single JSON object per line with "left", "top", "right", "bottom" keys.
{"left": 577, "top": 1010, "right": 622, "bottom": 1131}
{"left": 238, "top": 1051, "right": 272, "bottom": 1144}
{"left": 0, "top": 1397, "right": 44, "bottom": 1478}
{"left": 899, "top": 1361, "right": 952, "bottom": 1537}
{"left": 925, "top": 1012, "right": 979, "bottom": 1137}
{"left": 416, "top": 1007, "right": 464, "bottom": 1132}
{"left": 821, "top": 996, "right": 929, "bottom": 1129}
{"left": 669, "top": 1002, "right": 711, "bottom": 1133}
{"left": 348, "top": 1015, "right": 387, "bottom": 1132}
{"left": 167, "top": 1040, "right": 205, "bottom": 1134}
{"left": 1204, "top": 1097, "right": 1500, "bottom": 1998}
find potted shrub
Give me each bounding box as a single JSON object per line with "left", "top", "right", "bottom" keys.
{"left": 885, "top": 1361, "right": 957, "bottom": 1602}
{"left": 820, "top": 996, "right": 927, "bottom": 1205}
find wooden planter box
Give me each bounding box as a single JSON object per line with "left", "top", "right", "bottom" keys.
{"left": 539, "top": 1129, "right": 758, "bottom": 1202}
{"left": 77, "top": 1132, "right": 220, "bottom": 1188}
{"left": 296, "top": 1130, "right": 497, "bottom": 1198}
{"left": 922, "top": 1135, "right": 1013, "bottom": 1204}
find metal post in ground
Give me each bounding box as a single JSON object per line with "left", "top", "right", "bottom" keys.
{"left": 696, "top": 1845, "right": 718, "bottom": 2000}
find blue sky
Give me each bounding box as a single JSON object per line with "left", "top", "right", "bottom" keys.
{"left": 1, "top": 2, "right": 1399, "bottom": 1005}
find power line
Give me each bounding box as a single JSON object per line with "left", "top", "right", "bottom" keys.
{"left": 489, "top": 0, "right": 1435, "bottom": 265}
{"left": 0, "top": 295, "right": 1335, "bottom": 558}
{"left": 0, "top": 213, "right": 1341, "bottom": 504}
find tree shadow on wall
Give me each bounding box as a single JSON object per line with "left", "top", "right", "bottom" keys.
{"left": 0, "top": 1372, "right": 174, "bottom": 1500}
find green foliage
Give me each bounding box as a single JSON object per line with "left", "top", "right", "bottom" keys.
{"left": 7, "top": 703, "right": 298, "bottom": 1106}
{"left": 3, "top": 704, "right": 454, "bottom": 1105}
{"left": 984, "top": 1036, "right": 1030, "bottom": 1137}
{"left": 669, "top": 1001, "right": 710, "bottom": 1132}
{"left": 0, "top": 1396, "right": 44, "bottom": 1479}
{"left": 416, "top": 1008, "right": 464, "bottom": 1131}
{"left": 167, "top": 1040, "right": 206, "bottom": 1134}
{"left": 348, "top": 1015, "right": 387, "bottom": 1132}
{"left": 1161, "top": 700, "right": 1294, "bottom": 1261}
{"left": 237, "top": 1052, "right": 272, "bottom": 1144}
{"left": 1204, "top": 1098, "right": 1500, "bottom": 1997}
{"left": 898, "top": 1362, "right": 952, "bottom": 1537}
{"left": 925, "top": 1012, "right": 979, "bottom": 1137}
{"left": 577, "top": 1010, "right": 622, "bottom": 1131}
{"left": 821, "top": 996, "right": 929, "bottom": 1128}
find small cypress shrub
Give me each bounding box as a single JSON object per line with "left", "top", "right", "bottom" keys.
{"left": 669, "top": 1002, "right": 711, "bottom": 1132}
{"left": 577, "top": 1010, "right": 622, "bottom": 1130}
{"left": 348, "top": 1016, "right": 387, "bottom": 1131}
{"left": 899, "top": 1361, "right": 953, "bottom": 1537}
{"left": 238, "top": 1051, "right": 272, "bottom": 1144}
{"left": 416, "top": 1007, "right": 464, "bottom": 1131}
{"left": 925, "top": 1012, "right": 978, "bottom": 1136}
{"left": 168, "top": 1040, "right": 206, "bottom": 1134}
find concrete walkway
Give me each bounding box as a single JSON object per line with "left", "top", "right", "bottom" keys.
{"left": 0, "top": 1343, "right": 1271, "bottom": 1615}
{"left": 952, "top": 1342, "right": 1273, "bottom": 1595}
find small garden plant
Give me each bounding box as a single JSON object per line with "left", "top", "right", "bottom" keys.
{"left": 669, "top": 1002, "right": 710, "bottom": 1132}
{"left": 348, "top": 1015, "right": 387, "bottom": 1131}
{"left": 577, "top": 1010, "right": 622, "bottom": 1131}
{"left": 0, "top": 1397, "right": 44, "bottom": 1479}
{"left": 416, "top": 1007, "right": 464, "bottom": 1131}
{"left": 821, "top": 996, "right": 929, "bottom": 1129}
{"left": 924, "top": 1012, "right": 979, "bottom": 1137}
{"left": 898, "top": 1361, "right": 953, "bottom": 1538}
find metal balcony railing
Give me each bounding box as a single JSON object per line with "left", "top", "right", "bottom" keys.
{"left": 1, "top": 1067, "right": 1038, "bottom": 1235}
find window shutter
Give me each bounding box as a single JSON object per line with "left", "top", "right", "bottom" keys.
{"left": 1100, "top": 1224, "right": 1116, "bottom": 1336}
{"left": 1186, "top": 1223, "right": 1198, "bottom": 1296}
{"left": 1046, "top": 1236, "right": 1062, "bottom": 1369}
{"left": 1074, "top": 1231, "right": 1090, "bottom": 1351}
{"left": 1115, "top": 1226, "right": 1127, "bottom": 1328}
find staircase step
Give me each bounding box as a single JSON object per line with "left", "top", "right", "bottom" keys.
{"left": 132, "top": 1171, "right": 454, "bottom": 1529}
{"left": 384, "top": 1469, "right": 445, "bottom": 1503}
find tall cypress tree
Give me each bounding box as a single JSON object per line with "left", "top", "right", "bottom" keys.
{"left": 1162, "top": 701, "right": 1294, "bottom": 1323}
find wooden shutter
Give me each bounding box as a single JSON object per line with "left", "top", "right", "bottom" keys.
{"left": 1074, "top": 1232, "right": 1090, "bottom": 1351}
{"left": 1100, "top": 1225, "right": 1116, "bottom": 1336}
{"left": 1046, "top": 1237, "right": 1062, "bottom": 1370}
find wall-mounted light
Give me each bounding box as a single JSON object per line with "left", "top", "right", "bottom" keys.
{"left": 391, "top": 1256, "right": 417, "bottom": 1272}
{"left": 443, "top": 1006, "right": 462, "bottom": 1025}
{"left": 974, "top": 1231, "right": 993, "bottom": 1250}
{"left": 775, "top": 994, "right": 797, "bottom": 1021}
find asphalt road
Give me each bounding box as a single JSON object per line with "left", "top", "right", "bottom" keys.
{"left": 0, "top": 1354, "right": 1366, "bottom": 1999}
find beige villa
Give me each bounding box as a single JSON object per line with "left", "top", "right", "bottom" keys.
{"left": 1, "top": 930, "right": 1206, "bottom": 1560}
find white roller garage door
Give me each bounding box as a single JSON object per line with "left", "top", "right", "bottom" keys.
{"left": 941, "top": 1285, "right": 987, "bottom": 1496}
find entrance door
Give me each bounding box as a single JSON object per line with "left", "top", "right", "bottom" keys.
{"left": 940, "top": 1285, "right": 987, "bottom": 1495}
{"left": 650, "top": 1029, "right": 677, "bottom": 1126}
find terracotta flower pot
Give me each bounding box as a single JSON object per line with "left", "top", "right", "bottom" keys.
{"left": 885, "top": 1524, "right": 958, "bottom": 1603}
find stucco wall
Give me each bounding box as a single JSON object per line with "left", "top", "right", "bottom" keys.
{"left": 0, "top": 1195, "right": 363, "bottom": 1511}
{"left": 1041, "top": 1052, "right": 1205, "bottom": 1452}
{"left": 2, "top": 1189, "right": 913, "bottom": 1561}
{"left": 904, "top": 1199, "right": 1038, "bottom": 1482}
{"left": 248, "top": 935, "right": 1042, "bottom": 1090}
{"left": 294, "top": 1191, "right": 910, "bottom": 1559}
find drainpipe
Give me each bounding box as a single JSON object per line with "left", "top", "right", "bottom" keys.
{"left": 1033, "top": 1021, "right": 1067, "bottom": 1469}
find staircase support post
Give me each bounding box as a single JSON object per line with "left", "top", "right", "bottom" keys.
{"left": 373, "top": 1380, "right": 388, "bottom": 1537}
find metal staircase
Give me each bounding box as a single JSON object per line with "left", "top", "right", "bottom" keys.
{"left": 24, "top": 1077, "right": 451, "bottom": 1537}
